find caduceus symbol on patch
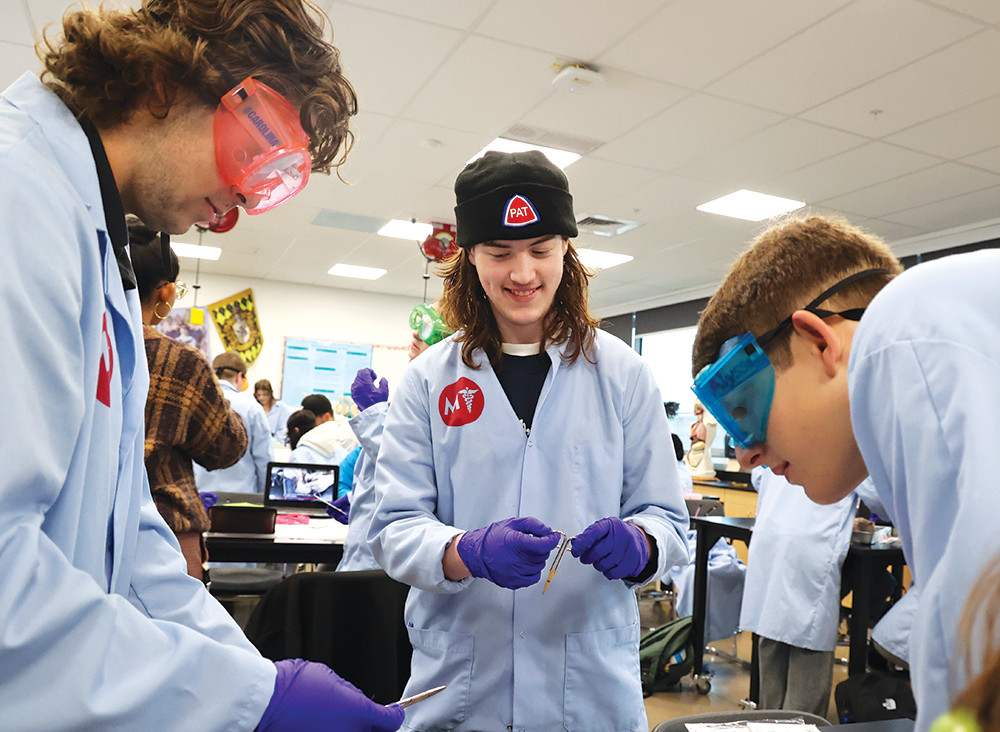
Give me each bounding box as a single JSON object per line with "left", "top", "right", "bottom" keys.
{"left": 458, "top": 387, "right": 478, "bottom": 412}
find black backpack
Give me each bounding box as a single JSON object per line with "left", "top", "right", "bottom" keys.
{"left": 639, "top": 615, "right": 694, "bottom": 696}
{"left": 834, "top": 671, "right": 917, "bottom": 723}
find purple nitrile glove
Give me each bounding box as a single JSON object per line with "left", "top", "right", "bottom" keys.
{"left": 352, "top": 368, "right": 389, "bottom": 411}
{"left": 457, "top": 516, "right": 561, "bottom": 590}
{"left": 200, "top": 492, "right": 218, "bottom": 511}
{"left": 257, "top": 658, "right": 404, "bottom": 732}
{"left": 326, "top": 494, "right": 351, "bottom": 524}
{"left": 571, "top": 517, "right": 650, "bottom": 581}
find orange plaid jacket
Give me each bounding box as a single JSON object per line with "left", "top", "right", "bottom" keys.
{"left": 143, "top": 326, "right": 247, "bottom": 534}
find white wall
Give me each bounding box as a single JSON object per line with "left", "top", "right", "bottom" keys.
{"left": 185, "top": 271, "right": 420, "bottom": 402}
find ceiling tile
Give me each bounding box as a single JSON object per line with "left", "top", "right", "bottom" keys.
{"left": 0, "top": 41, "right": 41, "bottom": 91}
{"left": 475, "top": 0, "right": 665, "bottom": 61}
{"left": 2, "top": 4, "right": 34, "bottom": 45}
{"left": 961, "top": 145, "right": 1000, "bottom": 174}
{"left": 401, "top": 35, "right": 556, "bottom": 136}
{"left": 403, "top": 185, "right": 460, "bottom": 226}
{"left": 856, "top": 218, "right": 929, "bottom": 243}
{"left": 802, "top": 29, "right": 1000, "bottom": 136}
{"left": 708, "top": 0, "right": 980, "bottom": 114}
{"left": 328, "top": 0, "right": 493, "bottom": 31}
{"left": 598, "top": 0, "right": 851, "bottom": 90}
{"left": 765, "top": 142, "right": 940, "bottom": 203}
{"left": 924, "top": 0, "right": 1000, "bottom": 24}
{"left": 592, "top": 93, "right": 783, "bottom": 172}
{"left": 352, "top": 119, "right": 490, "bottom": 185}
{"left": 564, "top": 158, "right": 663, "bottom": 215}
{"left": 671, "top": 118, "right": 866, "bottom": 187}
{"left": 327, "top": 2, "right": 464, "bottom": 117}
{"left": 883, "top": 184, "right": 1000, "bottom": 232}
{"left": 819, "top": 162, "right": 1000, "bottom": 218}
{"left": 885, "top": 94, "right": 1000, "bottom": 160}
{"left": 518, "top": 68, "right": 688, "bottom": 143}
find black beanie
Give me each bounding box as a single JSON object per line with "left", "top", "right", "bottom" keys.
{"left": 454, "top": 150, "right": 578, "bottom": 248}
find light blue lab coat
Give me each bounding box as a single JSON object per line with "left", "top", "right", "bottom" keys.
{"left": 369, "top": 331, "right": 690, "bottom": 732}
{"left": 265, "top": 399, "right": 293, "bottom": 443}
{"left": 739, "top": 467, "right": 858, "bottom": 652}
{"left": 849, "top": 250, "right": 1000, "bottom": 732}
{"left": 195, "top": 381, "right": 273, "bottom": 493}
{"left": 336, "top": 403, "right": 387, "bottom": 572}
{"left": 0, "top": 73, "right": 273, "bottom": 729}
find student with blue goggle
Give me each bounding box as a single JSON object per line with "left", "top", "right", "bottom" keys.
{"left": 692, "top": 268, "right": 889, "bottom": 449}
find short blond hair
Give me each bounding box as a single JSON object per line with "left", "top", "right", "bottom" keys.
{"left": 692, "top": 215, "right": 903, "bottom": 376}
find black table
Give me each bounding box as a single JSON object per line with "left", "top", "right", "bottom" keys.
{"left": 839, "top": 718, "right": 914, "bottom": 732}
{"left": 690, "top": 516, "right": 755, "bottom": 696}
{"left": 205, "top": 532, "right": 345, "bottom": 564}
{"left": 688, "top": 515, "right": 907, "bottom": 700}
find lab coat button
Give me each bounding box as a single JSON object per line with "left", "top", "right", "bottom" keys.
{"left": 527, "top": 441, "right": 533, "bottom": 447}
{"left": 507, "top": 727, "right": 513, "bottom": 731}
{"left": 519, "top": 631, "right": 526, "bottom": 638}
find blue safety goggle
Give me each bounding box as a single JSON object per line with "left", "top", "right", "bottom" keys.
{"left": 692, "top": 268, "right": 889, "bottom": 449}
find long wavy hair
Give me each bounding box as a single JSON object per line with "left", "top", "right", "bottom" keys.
{"left": 38, "top": 0, "right": 356, "bottom": 175}
{"left": 437, "top": 239, "right": 599, "bottom": 369}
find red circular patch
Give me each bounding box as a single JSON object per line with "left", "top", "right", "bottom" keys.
{"left": 438, "top": 377, "right": 485, "bottom": 427}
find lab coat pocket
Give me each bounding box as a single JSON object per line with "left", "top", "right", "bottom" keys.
{"left": 403, "top": 626, "right": 473, "bottom": 732}
{"left": 564, "top": 622, "right": 644, "bottom": 732}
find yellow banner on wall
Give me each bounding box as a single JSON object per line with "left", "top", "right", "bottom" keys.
{"left": 208, "top": 288, "right": 264, "bottom": 366}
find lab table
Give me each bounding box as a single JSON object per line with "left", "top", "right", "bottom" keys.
{"left": 688, "top": 515, "right": 906, "bottom": 701}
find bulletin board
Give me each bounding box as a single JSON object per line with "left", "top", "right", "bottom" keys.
{"left": 280, "top": 337, "right": 373, "bottom": 409}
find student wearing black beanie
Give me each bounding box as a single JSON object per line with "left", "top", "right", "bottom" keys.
{"left": 368, "top": 150, "right": 689, "bottom": 732}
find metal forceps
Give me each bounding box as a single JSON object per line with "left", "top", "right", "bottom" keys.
{"left": 542, "top": 531, "right": 575, "bottom": 594}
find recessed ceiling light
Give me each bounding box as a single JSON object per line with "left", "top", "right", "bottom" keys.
{"left": 170, "top": 242, "right": 222, "bottom": 260}
{"left": 467, "top": 138, "right": 581, "bottom": 169}
{"left": 697, "top": 190, "right": 805, "bottom": 222}
{"left": 575, "top": 248, "right": 634, "bottom": 270}
{"left": 378, "top": 219, "right": 434, "bottom": 241}
{"left": 328, "top": 263, "right": 387, "bottom": 280}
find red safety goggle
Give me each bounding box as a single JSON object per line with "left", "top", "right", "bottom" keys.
{"left": 215, "top": 77, "right": 311, "bottom": 214}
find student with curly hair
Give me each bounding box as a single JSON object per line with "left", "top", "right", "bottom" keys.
{"left": 0, "top": 0, "right": 400, "bottom": 729}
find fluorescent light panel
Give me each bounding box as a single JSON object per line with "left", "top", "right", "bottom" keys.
{"left": 328, "top": 263, "right": 387, "bottom": 280}
{"left": 378, "top": 219, "right": 434, "bottom": 241}
{"left": 576, "top": 249, "right": 634, "bottom": 270}
{"left": 467, "top": 138, "right": 581, "bottom": 170}
{"left": 697, "top": 189, "right": 805, "bottom": 222}
{"left": 170, "top": 242, "right": 221, "bottom": 260}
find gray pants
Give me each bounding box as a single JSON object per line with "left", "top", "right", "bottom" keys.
{"left": 758, "top": 636, "right": 834, "bottom": 718}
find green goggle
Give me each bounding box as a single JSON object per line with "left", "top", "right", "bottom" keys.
{"left": 408, "top": 303, "right": 453, "bottom": 346}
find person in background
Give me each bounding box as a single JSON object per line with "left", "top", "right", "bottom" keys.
{"left": 337, "top": 445, "right": 362, "bottom": 498}
{"left": 291, "top": 393, "right": 360, "bottom": 465}
{"left": 672, "top": 432, "right": 694, "bottom": 495}
{"left": 368, "top": 151, "right": 689, "bottom": 731}
{"left": 691, "top": 213, "right": 996, "bottom": 731}
{"left": 130, "top": 216, "right": 247, "bottom": 581}
{"left": 335, "top": 304, "right": 441, "bottom": 571}
{"left": 287, "top": 409, "right": 317, "bottom": 450}
{"left": 255, "top": 378, "right": 293, "bottom": 445}
{"left": 742, "top": 466, "right": 861, "bottom": 716}
{"left": 0, "top": 0, "right": 403, "bottom": 727}
{"left": 195, "top": 353, "right": 273, "bottom": 494}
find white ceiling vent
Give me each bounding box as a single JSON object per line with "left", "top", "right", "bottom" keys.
{"left": 576, "top": 214, "right": 643, "bottom": 237}
{"left": 503, "top": 124, "right": 604, "bottom": 156}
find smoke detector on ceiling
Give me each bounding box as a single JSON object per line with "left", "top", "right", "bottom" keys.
{"left": 552, "top": 64, "right": 604, "bottom": 95}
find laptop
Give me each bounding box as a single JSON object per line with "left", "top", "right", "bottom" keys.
{"left": 265, "top": 461, "right": 340, "bottom": 517}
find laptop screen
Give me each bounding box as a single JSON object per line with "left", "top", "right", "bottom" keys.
{"left": 265, "top": 461, "right": 340, "bottom": 511}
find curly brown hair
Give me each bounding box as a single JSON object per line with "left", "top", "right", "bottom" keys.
{"left": 37, "top": 0, "right": 356, "bottom": 174}
{"left": 437, "top": 239, "right": 599, "bottom": 369}
{"left": 954, "top": 556, "right": 1000, "bottom": 731}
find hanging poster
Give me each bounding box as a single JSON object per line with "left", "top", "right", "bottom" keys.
{"left": 156, "top": 307, "right": 210, "bottom": 361}
{"left": 281, "top": 337, "right": 373, "bottom": 415}
{"left": 207, "top": 288, "right": 264, "bottom": 366}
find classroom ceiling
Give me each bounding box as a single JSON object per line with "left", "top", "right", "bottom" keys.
{"left": 7, "top": 0, "right": 1000, "bottom": 317}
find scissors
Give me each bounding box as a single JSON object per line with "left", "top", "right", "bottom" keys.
{"left": 306, "top": 489, "right": 346, "bottom": 516}
{"left": 391, "top": 685, "right": 446, "bottom": 708}
{"left": 542, "top": 531, "right": 575, "bottom": 594}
